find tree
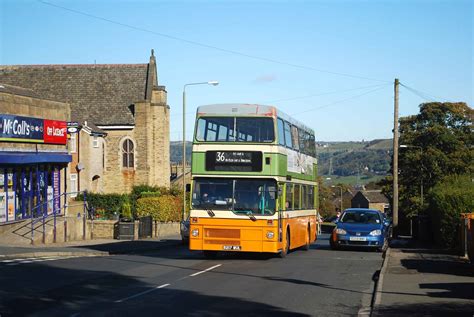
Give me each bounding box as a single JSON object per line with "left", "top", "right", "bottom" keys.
{"left": 380, "top": 102, "right": 473, "bottom": 239}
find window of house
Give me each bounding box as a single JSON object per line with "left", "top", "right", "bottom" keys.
{"left": 93, "top": 136, "right": 99, "bottom": 148}
{"left": 122, "top": 139, "right": 135, "bottom": 169}
{"left": 70, "top": 174, "right": 78, "bottom": 197}
{"left": 70, "top": 134, "right": 77, "bottom": 153}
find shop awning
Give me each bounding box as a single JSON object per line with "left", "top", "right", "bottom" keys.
{"left": 0, "top": 151, "right": 72, "bottom": 165}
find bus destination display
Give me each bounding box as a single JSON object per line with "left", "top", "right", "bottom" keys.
{"left": 206, "top": 151, "right": 262, "bottom": 172}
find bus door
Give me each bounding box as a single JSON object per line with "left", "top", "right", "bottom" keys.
{"left": 278, "top": 183, "right": 284, "bottom": 242}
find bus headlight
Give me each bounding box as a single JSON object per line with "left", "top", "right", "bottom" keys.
{"left": 266, "top": 231, "right": 274, "bottom": 239}
{"left": 191, "top": 229, "right": 199, "bottom": 237}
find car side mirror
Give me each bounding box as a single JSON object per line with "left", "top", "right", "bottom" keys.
{"left": 185, "top": 184, "right": 191, "bottom": 192}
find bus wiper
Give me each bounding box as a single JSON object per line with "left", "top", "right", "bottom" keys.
{"left": 206, "top": 208, "right": 215, "bottom": 217}
{"left": 235, "top": 209, "right": 257, "bottom": 221}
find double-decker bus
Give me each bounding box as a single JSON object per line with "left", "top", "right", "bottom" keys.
{"left": 188, "top": 104, "right": 318, "bottom": 257}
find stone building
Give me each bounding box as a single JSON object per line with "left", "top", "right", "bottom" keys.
{"left": 351, "top": 190, "right": 389, "bottom": 213}
{"left": 0, "top": 51, "right": 170, "bottom": 194}
{"left": 0, "top": 83, "right": 71, "bottom": 224}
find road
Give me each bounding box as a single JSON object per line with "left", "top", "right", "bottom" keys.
{"left": 0, "top": 234, "right": 383, "bottom": 316}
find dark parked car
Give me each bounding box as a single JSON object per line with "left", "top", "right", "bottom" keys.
{"left": 320, "top": 215, "right": 339, "bottom": 233}
{"left": 180, "top": 218, "right": 190, "bottom": 244}
{"left": 330, "top": 208, "right": 390, "bottom": 252}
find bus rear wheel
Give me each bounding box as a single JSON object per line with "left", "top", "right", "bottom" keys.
{"left": 303, "top": 225, "right": 310, "bottom": 251}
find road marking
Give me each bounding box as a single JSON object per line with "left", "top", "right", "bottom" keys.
{"left": 189, "top": 264, "right": 222, "bottom": 277}
{"left": 2, "top": 256, "right": 79, "bottom": 266}
{"left": 114, "top": 284, "right": 170, "bottom": 303}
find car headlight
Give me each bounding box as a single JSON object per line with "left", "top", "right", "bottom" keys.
{"left": 266, "top": 231, "right": 274, "bottom": 239}
{"left": 370, "top": 229, "right": 382, "bottom": 236}
{"left": 335, "top": 228, "right": 347, "bottom": 235}
{"left": 191, "top": 229, "right": 199, "bottom": 237}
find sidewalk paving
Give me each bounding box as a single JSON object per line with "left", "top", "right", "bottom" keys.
{"left": 0, "top": 235, "right": 182, "bottom": 259}
{"left": 373, "top": 239, "right": 474, "bottom": 316}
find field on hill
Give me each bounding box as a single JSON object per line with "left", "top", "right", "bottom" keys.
{"left": 170, "top": 139, "right": 392, "bottom": 186}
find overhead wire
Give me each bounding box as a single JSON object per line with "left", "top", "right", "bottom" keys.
{"left": 400, "top": 83, "right": 447, "bottom": 102}
{"left": 169, "top": 83, "right": 391, "bottom": 117}
{"left": 38, "top": 0, "right": 391, "bottom": 83}
{"left": 290, "top": 84, "right": 391, "bottom": 116}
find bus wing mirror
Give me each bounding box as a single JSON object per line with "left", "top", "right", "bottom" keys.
{"left": 185, "top": 184, "right": 191, "bottom": 193}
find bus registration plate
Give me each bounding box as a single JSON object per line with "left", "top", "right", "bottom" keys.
{"left": 223, "top": 245, "right": 241, "bottom": 250}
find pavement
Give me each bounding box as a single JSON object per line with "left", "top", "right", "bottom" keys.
{"left": 373, "top": 238, "right": 474, "bottom": 316}
{"left": 0, "top": 235, "right": 182, "bottom": 260}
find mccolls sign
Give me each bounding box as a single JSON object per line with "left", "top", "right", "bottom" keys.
{"left": 0, "top": 114, "right": 67, "bottom": 145}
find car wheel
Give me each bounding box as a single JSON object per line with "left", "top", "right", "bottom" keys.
{"left": 329, "top": 231, "right": 338, "bottom": 250}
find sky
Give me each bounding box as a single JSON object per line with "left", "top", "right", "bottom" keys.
{"left": 1, "top": 0, "right": 472, "bottom": 142}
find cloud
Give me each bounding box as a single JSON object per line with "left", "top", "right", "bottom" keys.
{"left": 254, "top": 74, "right": 278, "bottom": 83}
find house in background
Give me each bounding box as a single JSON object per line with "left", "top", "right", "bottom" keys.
{"left": 0, "top": 50, "right": 170, "bottom": 194}
{"left": 351, "top": 190, "right": 389, "bottom": 213}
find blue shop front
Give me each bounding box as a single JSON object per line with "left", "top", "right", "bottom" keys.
{"left": 0, "top": 114, "right": 72, "bottom": 223}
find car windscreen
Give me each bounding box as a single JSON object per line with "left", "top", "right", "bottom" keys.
{"left": 192, "top": 178, "right": 277, "bottom": 215}
{"left": 196, "top": 117, "right": 275, "bottom": 143}
{"left": 340, "top": 211, "right": 381, "bottom": 224}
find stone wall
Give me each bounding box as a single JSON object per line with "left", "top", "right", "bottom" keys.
{"left": 101, "top": 87, "right": 170, "bottom": 194}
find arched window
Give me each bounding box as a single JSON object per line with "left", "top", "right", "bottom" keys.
{"left": 122, "top": 139, "right": 135, "bottom": 168}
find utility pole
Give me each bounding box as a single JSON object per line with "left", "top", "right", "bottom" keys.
{"left": 393, "top": 78, "right": 399, "bottom": 234}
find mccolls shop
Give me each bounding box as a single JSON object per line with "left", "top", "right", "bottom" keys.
{"left": 0, "top": 114, "right": 71, "bottom": 223}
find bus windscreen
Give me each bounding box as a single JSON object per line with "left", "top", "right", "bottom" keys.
{"left": 196, "top": 117, "right": 274, "bottom": 143}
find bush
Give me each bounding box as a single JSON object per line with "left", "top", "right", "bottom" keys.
{"left": 79, "top": 192, "right": 130, "bottom": 219}
{"left": 136, "top": 195, "right": 183, "bottom": 222}
{"left": 429, "top": 174, "right": 474, "bottom": 248}
{"left": 121, "top": 202, "right": 132, "bottom": 220}
{"left": 140, "top": 191, "right": 161, "bottom": 198}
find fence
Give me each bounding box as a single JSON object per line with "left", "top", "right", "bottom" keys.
{"left": 30, "top": 191, "right": 89, "bottom": 245}
{"left": 460, "top": 213, "right": 474, "bottom": 262}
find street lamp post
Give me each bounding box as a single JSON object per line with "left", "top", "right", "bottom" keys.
{"left": 182, "top": 81, "right": 219, "bottom": 221}
{"left": 400, "top": 144, "right": 423, "bottom": 237}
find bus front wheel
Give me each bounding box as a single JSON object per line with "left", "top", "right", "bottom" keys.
{"left": 279, "top": 228, "right": 290, "bottom": 258}
{"left": 203, "top": 250, "right": 218, "bottom": 259}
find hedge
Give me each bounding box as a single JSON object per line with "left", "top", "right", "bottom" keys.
{"left": 79, "top": 192, "right": 130, "bottom": 220}
{"left": 136, "top": 195, "right": 183, "bottom": 222}
{"left": 429, "top": 174, "right": 474, "bottom": 248}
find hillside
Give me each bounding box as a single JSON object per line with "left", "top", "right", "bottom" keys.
{"left": 170, "top": 139, "right": 393, "bottom": 184}
{"left": 317, "top": 139, "right": 392, "bottom": 181}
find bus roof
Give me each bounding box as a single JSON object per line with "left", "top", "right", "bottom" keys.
{"left": 196, "top": 103, "right": 314, "bottom": 135}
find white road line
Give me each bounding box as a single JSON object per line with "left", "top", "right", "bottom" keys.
{"left": 114, "top": 284, "right": 170, "bottom": 303}
{"left": 189, "top": 264, "right": 222, "bottom": 277}
{"left": 2, "top": 256, "right": 79, "bottom": 265}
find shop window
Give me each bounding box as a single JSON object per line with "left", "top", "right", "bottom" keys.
{"left": 122, "top": 138, "right": 135, "bottom": 169}
{"left": 70, "top": 133, "right": 77, "bottom": 153}
{"left": 70, "top": 174, "right": 78, "bottom": 197}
